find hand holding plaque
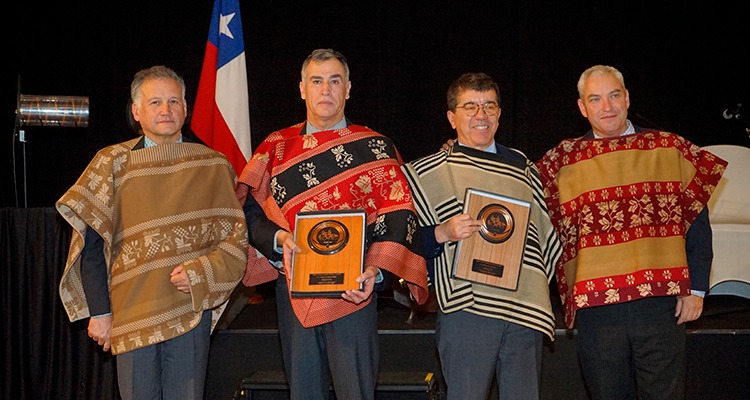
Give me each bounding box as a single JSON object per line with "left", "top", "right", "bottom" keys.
{"left": 290, "top": 210, "right": 366, "bottom": 297}
{"left": 451, "top": 188, "right": 530, "bottom": 290}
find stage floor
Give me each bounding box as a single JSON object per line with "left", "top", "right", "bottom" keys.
{"left": 209, "top": 282, "right": 750, "bottom": 400}
{"left": 222, "top": 281, "right": 750, "bottom": 334}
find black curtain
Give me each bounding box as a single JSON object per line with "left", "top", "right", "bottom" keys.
{"left": 1, "top": 207, "right": 118, "bottom": 400}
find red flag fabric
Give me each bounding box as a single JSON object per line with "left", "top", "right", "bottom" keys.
{"left": 192, "top": 0, "right": 251, "bottom": 175}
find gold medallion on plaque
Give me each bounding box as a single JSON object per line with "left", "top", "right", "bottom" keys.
{"left": 291, "top": 209, "right": 366, "bottom": 297}
{"left": 308, "top": 220, "right": 349, "bottom": 255}
{"left": 452, "top": 188, "right": 531, "bottom": 290}
{"left": 477, "top": 203, "right": 515, "bottom": 244}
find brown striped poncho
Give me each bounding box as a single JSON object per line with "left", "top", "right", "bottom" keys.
{"left": 402, "top": 145, "right": 562, "bottom": 340}
{"left": 57, "top": 139, "right": 250, "bottom": 355}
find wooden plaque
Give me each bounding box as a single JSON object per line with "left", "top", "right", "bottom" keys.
{"left": 290, "top": 209, "right": 366, "bottom": 297}
{"left": 451, "top": 188, "right": 531, "bottom": 290}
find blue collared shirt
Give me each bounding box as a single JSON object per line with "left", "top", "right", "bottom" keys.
{"left": 143, "top": 135, "right": 183, "bottom": 148}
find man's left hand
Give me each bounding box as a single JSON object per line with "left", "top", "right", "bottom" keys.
{"left": 675, "top": 294, "right": 704, "bottom": 325}
{"left": 170, "top": 266, "right": 191, "bottom": 293}
{"left": 342, "top": 266, "right": 378, "bottom": 304}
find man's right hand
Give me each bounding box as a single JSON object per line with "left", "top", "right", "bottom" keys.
{"left": 434, "top": 213, "right": 482, "bottom": 244}
{"left": 88, "top": 314, "right": 113, "bottom": 352}
{"left": 440, "top": 138, "right": 457, "bottom": 152}
{"left": 278, "top": 230, "right": 301, "bottom": 273}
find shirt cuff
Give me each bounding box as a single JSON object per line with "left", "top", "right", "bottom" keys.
{"left": 273, "top": 230, "right": 283, "bottom": 254}
{"left": 91, "top": 312, "right": 112, "bottom": 318}
{"left": 375, "top": 269, "right": 384, "bottom": 284}
{"left": 690, "top": 290, "right": 706, "bottom": 298}
{"left": 270, "top": 230, "right": 286, "bottom": 273}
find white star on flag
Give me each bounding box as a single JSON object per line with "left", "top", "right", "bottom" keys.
{"left": 219, "top": 12, "right": 235, "bottom": 39}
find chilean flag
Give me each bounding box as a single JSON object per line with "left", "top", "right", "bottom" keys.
{"left": 192, "top": 0, "right": 251, "bottom": 175}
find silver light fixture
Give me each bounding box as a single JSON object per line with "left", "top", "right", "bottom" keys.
{"left": 18, "top": 94, "right": 89, "bottom": 128}
{"left": 13, "top": 76, "right": 90, "bottom": 207}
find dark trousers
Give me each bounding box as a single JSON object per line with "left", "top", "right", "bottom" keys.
{"left": 115, "top": 309, "right": 211, "bottom": 400}
{"left": 275, "top": 276, "right": 379, "bottom": 400}
{"left": 436, "top": 309, "right": 543, "bottom": 400}
{"left": 575, "top": 296, "right": 686, "bottom": 400}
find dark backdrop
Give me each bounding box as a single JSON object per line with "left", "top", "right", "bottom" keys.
{"left": 2, "top": 3, "right": 749, "bottom": 399}
{"left": 4, "top": 0, "right": 748, "bottom": 208}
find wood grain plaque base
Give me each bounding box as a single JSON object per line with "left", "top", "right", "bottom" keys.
{"left": 451, "top": 188, "right": 530, "bottom": 290}
{"left": 290, "top": 209, "right": 366, "bottom": 297}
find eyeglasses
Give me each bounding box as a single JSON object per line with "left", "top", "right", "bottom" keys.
{"left": 455, "top": 102, "right": 500, "bottom": 117}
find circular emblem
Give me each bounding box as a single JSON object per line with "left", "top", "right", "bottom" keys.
{"left": 308, "top": 220, "right": 350, "bottom": 255}
{"left": 477, "top": 203, "right": 515, "bottom": 243}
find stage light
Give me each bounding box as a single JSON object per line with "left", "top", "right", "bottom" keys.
{"left": 12, "top": 75, "right": 91, "bottom": 208}
{"left": 18, "top": 94, "right": 89, "bottom": 128}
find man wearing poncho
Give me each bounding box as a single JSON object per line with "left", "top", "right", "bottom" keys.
{"left": 536, "top": 65, "right": 728, "bottom": 400}
{"left": 57, "top": 66, "right": 250, "bottom": 400}
{"left": 237, "top": 48, "right": 428, "bottom": 400}
{"left": 403, "top": 72, "right": 562, "bottom": 400}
